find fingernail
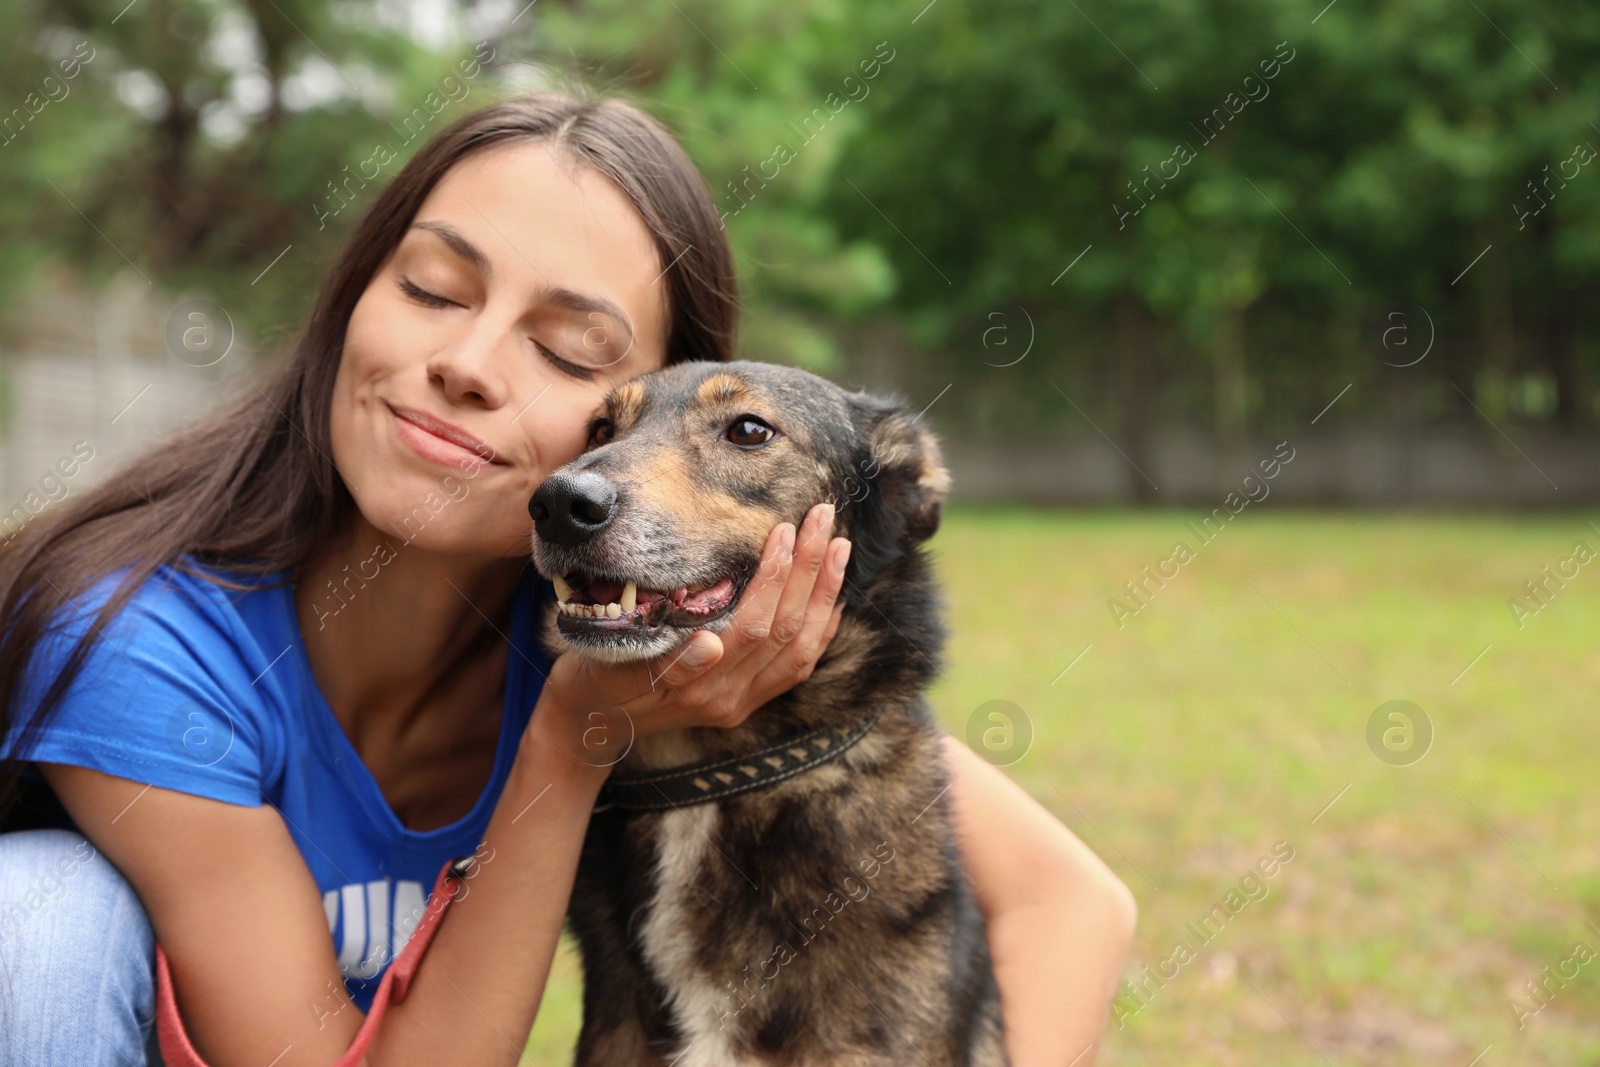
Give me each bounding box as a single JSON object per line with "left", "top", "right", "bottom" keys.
{"left": 830, "top": 539, "right": 851, "bottom": 577}
{"left": 779, "top": 523, "right": 796, "bottom": 556}
{"left": 683, "top": 638, "right": 718, "bottom": 667}
{"left": 819, "top": 502, "right": 836, "bottom": 530}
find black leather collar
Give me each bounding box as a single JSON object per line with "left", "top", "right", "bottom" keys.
{"left": 593, "top": 707, "right": 887, "bottom": 813}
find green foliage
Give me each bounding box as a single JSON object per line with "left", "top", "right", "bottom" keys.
{"left": 528, "top": 0, "right": 902, "bottom": 372}
{"left": 0, "top": 0, "right": 506, "bottom": 340}
{"left": 1, "top": 0, "right": 1596, "bottom": 435}
{"left": 833, "top": 0, "right": 1599, "bottom": 428}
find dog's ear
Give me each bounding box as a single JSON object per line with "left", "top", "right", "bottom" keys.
{"left": 838, "top": 390, "right": 951, "bottom": 587}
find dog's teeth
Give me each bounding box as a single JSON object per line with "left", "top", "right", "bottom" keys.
{"left": 592, "top": 603, "right": 606, "bottom": 618}
{"left": 606, "top": 602, "right": 621, "bottom": 618}
{"left": 620, "top": 580, "right": 637, "bottom": 613}
{"left": 552, "top": 572, "right": 574, "bottom": 601}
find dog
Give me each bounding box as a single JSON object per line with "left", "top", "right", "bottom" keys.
{"left": 528, "top": 360, "right": 1008, "bottom": 1067}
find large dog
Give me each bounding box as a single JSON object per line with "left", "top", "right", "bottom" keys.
{"left": 528, "top": 360, "right": 1007, "bottom": 1067}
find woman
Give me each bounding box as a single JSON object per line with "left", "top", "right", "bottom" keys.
{"left": 0, "top": 93, "right": 1134, "bottom": 1066}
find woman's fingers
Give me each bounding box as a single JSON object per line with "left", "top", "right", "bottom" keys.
{"left": 719, "top": 519, "right": 796, "bottom": 657}
{"left": 765, "top": 503, "right": 835, "bottom": 647}
{"left": 635, "top": 630, "right": 756, "bottom": 730}
{"left": 645, "top": 630, "right": 725, "bottom": 693}
{"left": 574, "top": 650, "right": 657, "bottom": 708}
{"left": 745, "top": 537, "right": 850, "bottom": 706}
{"left": 760, "top": 525, "right": 848, "bottom": 671}
{"left": 810, "top": 537, "right": 851, "bottom": 630}
{"left": 536, "top": 654, "right": 651, "bottom": 765}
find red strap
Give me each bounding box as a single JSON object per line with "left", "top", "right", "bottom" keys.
{"left": 155, "top": 857, "right": 466, "bottom": 1066}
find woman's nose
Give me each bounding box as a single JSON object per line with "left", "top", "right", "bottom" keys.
{"left": 426, "top": 317, "right": 517, "bottom": 409}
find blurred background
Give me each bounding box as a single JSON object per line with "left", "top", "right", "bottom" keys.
{"left": 2, "top": 1, "right": 1596, "bottom": 1064}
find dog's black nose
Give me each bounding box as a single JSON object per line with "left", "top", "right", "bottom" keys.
{"left": 529, "top": 472, "right": 619, "bottom": 546}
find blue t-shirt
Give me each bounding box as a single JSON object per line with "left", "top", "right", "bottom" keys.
{"left": 1, "top": 556, "right": 552, "bottom": 1011}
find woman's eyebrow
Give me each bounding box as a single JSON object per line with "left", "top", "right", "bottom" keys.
{"left": 543, "top": 288, "right": 637, "bottom": 348}
{"left": 412, "top": 220, "right": 491, "bottom": 276}
{"left": 407, "top": 220, "right": 637, "bottom": 348}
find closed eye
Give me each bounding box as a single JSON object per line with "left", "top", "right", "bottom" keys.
{"left": 535, "top": 340, "right": 597, "bottom": 381}
{"left": 398, "top": 278, "right": 596, "bottom": 381}
{"left": 397, "top": 277, "right": 459, "bottom": 308}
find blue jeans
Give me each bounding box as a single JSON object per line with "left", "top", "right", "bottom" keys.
{"left": 0, "top": 829, "right": 164, "bottom": 1065}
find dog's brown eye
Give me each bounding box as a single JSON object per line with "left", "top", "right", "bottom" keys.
{"left": 589, "top": 419, "right": 615, "bottom": 448}
{"left": 726, "top": 416, "right": 775, "bottom": 448}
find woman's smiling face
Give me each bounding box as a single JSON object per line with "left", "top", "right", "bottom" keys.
{"left": 331, "top": 141, "right": 669, "bottom": 560}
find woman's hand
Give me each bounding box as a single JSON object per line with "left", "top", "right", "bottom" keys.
{"left": 529, "top": 501, "right": 851, "bottom": 767}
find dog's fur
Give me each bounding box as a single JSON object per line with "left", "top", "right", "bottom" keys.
{"left": 530, "top": 361, "right": 1007, "bottom": 1067}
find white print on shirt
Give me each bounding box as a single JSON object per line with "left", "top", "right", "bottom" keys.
{"left": 319, "top": 842, "right": 495, "bottom": 981}
{"left": 322, "top": 878, "right": 427, "bottom": 980}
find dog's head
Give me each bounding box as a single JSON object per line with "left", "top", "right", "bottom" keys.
{"left": 528, "top": 360, "right": 949, "bottom": 663}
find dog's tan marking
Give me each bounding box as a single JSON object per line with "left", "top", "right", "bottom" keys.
{"left": 625, "top": 448, "right": 777, "bottom": 547}
{"left": 627, "top": 449, "right": 697, "bottom": 503}
{"left": 696, "top": 373, "right": 750, "bottom": 408}
{"left": 607, "top": 379, "right": 648, "bottom": 432}
{"left": 918, "top": 450, "right": 952, "bottom": 496}
{"left": 632, "top": 728, "right": 705, "bottom": 771}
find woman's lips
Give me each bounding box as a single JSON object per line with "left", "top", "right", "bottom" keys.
{"left": 389, "top": 404, "right": 503, "bottom": 468}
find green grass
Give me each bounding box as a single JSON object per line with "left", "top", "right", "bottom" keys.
{"left": 525, "top": 508, "right": 1600, "bottom": 1065}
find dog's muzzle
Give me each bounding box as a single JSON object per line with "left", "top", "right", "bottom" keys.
{"left": 528, "top": 471, "right": 747, "bottom": 661}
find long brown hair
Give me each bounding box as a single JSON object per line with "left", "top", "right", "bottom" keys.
{"left": 0, "top": 92, "right": 739, "bottom": 828}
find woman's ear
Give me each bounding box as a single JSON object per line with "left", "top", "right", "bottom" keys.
{"left": 839, "top": 391, "right": 951, "bottom": 588}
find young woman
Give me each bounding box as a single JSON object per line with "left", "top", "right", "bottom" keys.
{"left": 0, "top": 93, "right": 1134, "bottom": 1067}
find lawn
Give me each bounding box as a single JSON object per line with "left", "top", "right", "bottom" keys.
{"left": 525, "top": 508, "right": 1600, "bottom": 1066}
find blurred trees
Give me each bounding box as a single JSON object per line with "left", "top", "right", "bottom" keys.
{"left": 0, "top": 0, "right": 509, "bottom": 346}
{"left": 1, "top": 0, "right": 1597, "bottom": 470}
{"left": 817, "top": 0, "right": 1599, "bottom": 483}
